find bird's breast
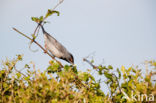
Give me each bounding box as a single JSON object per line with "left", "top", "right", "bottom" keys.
{"left": 44, "top": 34, "right": 63, "bottom": 58}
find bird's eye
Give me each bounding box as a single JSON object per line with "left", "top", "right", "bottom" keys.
{"left": 70, "top": 58, "right": 73, "bottom": 63}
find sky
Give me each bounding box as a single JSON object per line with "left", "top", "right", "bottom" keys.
{"left": 0, "top": 0, "right": 156, "bottom": 72}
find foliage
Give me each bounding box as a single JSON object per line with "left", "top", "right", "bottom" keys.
{"left": 0, "top": 55, "right": 155, "bottom": 103}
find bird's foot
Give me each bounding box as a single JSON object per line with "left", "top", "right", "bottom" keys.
{"left": 44, "top": 50, "right": 48, "bottom": 54}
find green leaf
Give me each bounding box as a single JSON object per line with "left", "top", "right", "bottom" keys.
{"left": 91, "top": 60, "right": 94, "bottom": 64}
{"left": 105, "top": 79, "right": 111, "bottom": 84}
{"left": 45, "top": 10, "right": 60, "bottom": 18}
{"left": 31, "top": 17, "right": 40, "bottom": 22}
{"left": 17, "top": 54, "right": 23, "bottom": 61}
{"left": 83, "top": 73, "right": 89, "bottom": 82}
{"left": 31, "top": 34, "right": 36, "bottom": 39}
{"left": 0, "top": 70, "right": 5, "bottom": 78}
{"left": 128, "top": 80, "right": 133, "bottom": 87}
{"left": 121, "top": 83, "right": 127, "bottom": 89}
{"left": 121, "top": 65, "right": 125, "bottom": 74}
{"left": 24, "top": 64, "right": 30, "bottom": 69}
{"left": 16, "top": 73, "right": 21, "bottom": 78}
{"left": 96, "top": 89, "right": 105, "bottom": 96}
{"left": 69, "top": 94, "right": 74, "bottom": 99}
{"left": 72, "top": 66, "right": 78, "bottom": 74}
{"left": 94, "top": 83, "right": 100, "bottom": 89}
{"left": 24, "top": 76, "right": 30, "bottom": 81}
{"left": 39, "top": 16, "right": 43, "bottom": 21}
{"left": 132, "top": 68, "right": 136, "bottom": 73}
{"left": 43, "top": 21, "right": 50, "bottom": 24}
{"left": 117, "top": 68, "right": 121, "bottom": 79}
{"left": 98, "top": 66, "right": 103, "bottom": 75}
{"left": 47, "top": 65, "right": 58, "bottom": 73}
{"left": 64, "top": 65, "right": 70, "bottom": 71}
{"left": 90, "top": 75, "right": 95, "bottom": 81}
{"left": 104, "top": 72, "right": 113, "bottom": 80}
{"left": 127, "top": 67, "right": 132, "bottom": 73}
{"left": 108, "top": 65, "right": 113, "bottom": 69}
{"left": 31, "top": 17, "right": 37, "bottom": 21}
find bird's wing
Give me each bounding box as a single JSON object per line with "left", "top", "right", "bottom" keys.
{"left": 45, "top": 33, "right": 68, "bottom": 54}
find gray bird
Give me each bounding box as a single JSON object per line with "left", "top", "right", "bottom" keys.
{"left": 39, "top": 24, "right": 74, "bottom": 64}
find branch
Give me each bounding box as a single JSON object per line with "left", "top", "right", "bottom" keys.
{"left": 83, "top": 58, "right": 97, "bottom": 69}
{"left": 14, "top": 68, "right": 27, "bottom": 78}
{"left": 12, "top": 28, "right": 63, "bottom": 68}
{"left": 33, "top": 0, "right": 64, "bottom": 37}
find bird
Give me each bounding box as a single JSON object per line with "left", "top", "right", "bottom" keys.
{"left": 39, "top": 23, "right": 74, "bottom": 64}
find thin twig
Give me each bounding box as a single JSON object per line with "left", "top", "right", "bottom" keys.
{"left": 12, "top": 28, "right": 63, "bottom": 68}
{"left": 14, "top": 68, "right": 27, "bottom": 78}
{"left": 33, "top": 0, "right": 64, "bottom": 38}
{"left": 83, "top": 58, "right": 97, "bottom": 68}
{"left": 13, "top": 28, "right": 32, "bottom": 40}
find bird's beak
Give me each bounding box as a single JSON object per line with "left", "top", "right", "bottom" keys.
{"left": 70, "top": 58, "right": 74, "bottom": 64}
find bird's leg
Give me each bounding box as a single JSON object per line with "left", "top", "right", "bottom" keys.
{"left": 44, "top": 43, "right": 48, "bottom": 54}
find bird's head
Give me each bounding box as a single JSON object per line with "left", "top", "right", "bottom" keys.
{"left": 60, "top": 53, "right": 74, "bottom": 64}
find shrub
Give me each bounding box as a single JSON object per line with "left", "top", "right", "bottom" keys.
{"left": 0, "top": 55, "right": 155, "bottom": 103}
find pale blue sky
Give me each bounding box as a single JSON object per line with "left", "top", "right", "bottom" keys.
{"left": 0, "top": 0, "right": 156, "bottom": 72}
